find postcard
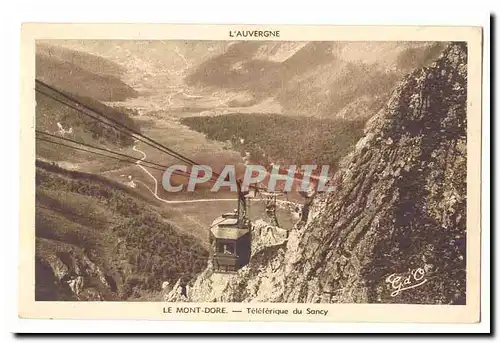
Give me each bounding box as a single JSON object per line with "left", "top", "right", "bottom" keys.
{"left": 18, "top": 23, "right": 483, "bottom": 323}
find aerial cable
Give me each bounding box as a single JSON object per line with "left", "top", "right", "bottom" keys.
{"left": 37, "top": 136, "right": 189, "bottom": 177}
{"left": 37, "top": 130, "right": 180, "bottom": 171}
{"left": 35, "top": 81, "right": 276, "bottom": 192}
{"left": 36, "top": 80, "right": 216, "bottom": 176}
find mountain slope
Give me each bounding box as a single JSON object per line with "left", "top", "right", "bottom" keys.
{"left": 185, "top": 41, "right": 446, "bottom": 118}
{"left": 35, "top": 87, "right": 142, "bottom": 173}
{"left": 36, "top": 43, "right": 143, "bottom": 171}
{"left": 42, "top": 41, "right": 446, "bottom": 120}
{"left": 166, "top": 42, "right": 467, "bottom": 305}
{"left": 37, "top": 40, "right": 233, "bottom": 91}
{"left": 36, "top": 44, "right": 139, "bottom": 102}
{"left": 181, "top": 113, "right": 366, "bottom": 167}
{"left": 35, "top": 160, "right": 209, "bottom": 301}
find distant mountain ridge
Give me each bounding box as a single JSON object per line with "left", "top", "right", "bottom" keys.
{"left": 36, "top": 44, "right": 139, "bottom": 102}
{"left": 38, "top": 41, "right": 447, "bottom": 120}
{"left": 186, "top": 41, "right": 447, "bottom": 118}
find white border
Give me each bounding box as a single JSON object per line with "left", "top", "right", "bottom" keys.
{"left": 2, "top": 0, "right": 492, "bottom": 336}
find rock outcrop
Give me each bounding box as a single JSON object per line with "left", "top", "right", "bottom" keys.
{"left": 35, "top": 238, "right": 114, "bottom": 301}
{"left": 165, "top": 43, "right": 467, "bottom": 305}
{"left": 165, "top": 220, "right": 289, "bottom": 302}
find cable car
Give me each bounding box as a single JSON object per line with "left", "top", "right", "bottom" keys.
{"left": 209, "top": 212, "right": 251, "bottom": 272}
{"left": 209, "top": 181, "right": 252, "bottom": 273}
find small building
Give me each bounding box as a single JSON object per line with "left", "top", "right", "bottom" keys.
{"left": 209, "top": 212, "right": 251, "bottom": 272}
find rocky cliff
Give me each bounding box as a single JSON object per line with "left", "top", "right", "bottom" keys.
{"left": 36, "top": 238, "right": 114, "bottom": 301}
{"left": 165, "top": 42, "right": 467, "bottom": 305}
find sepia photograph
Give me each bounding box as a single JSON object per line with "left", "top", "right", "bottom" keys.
{"left": 33, "top": 38, "right": 469, "bottom": 304}
{"left": 14, "top": 23, "right": 484, "bottom": 325}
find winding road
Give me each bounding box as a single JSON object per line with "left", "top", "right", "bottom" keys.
{"left": 164, "top": 48, "right": 232, "bottom": 109}
{"left": 132, "top": 144, "right": 235, "bottom": 204}
{"left": 129, "top": 48, "right": 299, "bottom": 209}
{"left": 131, "top": 144, "right": 301, "bottom": 210}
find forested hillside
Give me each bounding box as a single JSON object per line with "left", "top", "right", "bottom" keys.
{"left": 181, "top": 113, "right": 366, "bottom": 168}
{"left": 36, "top": 160, "right": 208, "bottom": 301}
{"left": 36, "top": 43, "right": 139, "bottom": 102}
